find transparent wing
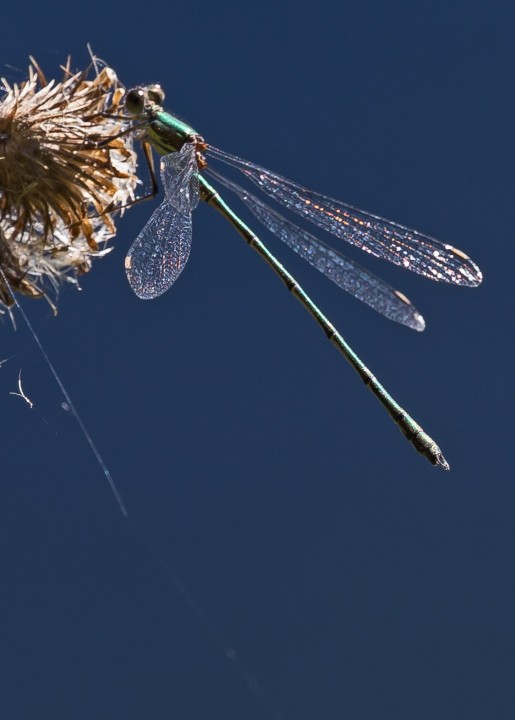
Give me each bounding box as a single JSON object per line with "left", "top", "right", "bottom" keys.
{"left": 205, "top": 168, "right": 425, "bottom": 331}
{"left": 125, "top": 144, "right": 199, "bottom": 299}
{"left": 125, "top": 204, "right": 193, "bottom": 299}
{"left": 206, "top": 145, "right": 482, "bottom": 287}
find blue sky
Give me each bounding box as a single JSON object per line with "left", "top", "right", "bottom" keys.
{"left": 1, "top": 2, "right": 514, "bottom": 719}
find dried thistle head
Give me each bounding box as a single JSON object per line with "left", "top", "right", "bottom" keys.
{"left": 0, "top": 55, "right": 138, "bottom": 310}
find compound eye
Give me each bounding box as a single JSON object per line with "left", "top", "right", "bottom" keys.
{"left": 147, "top": 84, "right": 165, "bottom": 105}
{"left": 125, "top": 88, "right": 145, "bottom": 115}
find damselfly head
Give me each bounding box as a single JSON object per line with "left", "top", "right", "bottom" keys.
{"left": 125, "top": 84, "right": 165, "bottom": 115}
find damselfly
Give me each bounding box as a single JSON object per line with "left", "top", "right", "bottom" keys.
{"left": 123, "top": 84, "right": 482, "bottom": 470}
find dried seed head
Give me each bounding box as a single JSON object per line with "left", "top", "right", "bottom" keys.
{"left": 0, "top": 56, "right": 138, "bottom": 310}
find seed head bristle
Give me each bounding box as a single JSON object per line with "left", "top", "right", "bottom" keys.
{"left": 0, "top": 56, "right": 138, "bottom": 310}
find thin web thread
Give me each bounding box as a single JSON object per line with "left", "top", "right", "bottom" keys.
{"left": 2, "top": 284, "right": 128, "bottom": 516}
{"left": 0, "top": 267, "right": 284, "bottom": 720}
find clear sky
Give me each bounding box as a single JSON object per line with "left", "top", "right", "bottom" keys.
{"left": 1, "top": 1, "right": 514, "bottom": 719}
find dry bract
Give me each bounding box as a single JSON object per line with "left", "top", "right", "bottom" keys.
{"left": 0, "top": 57, "right": 138, "bottom": 309}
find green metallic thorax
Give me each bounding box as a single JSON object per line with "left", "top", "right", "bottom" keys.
{"left": 145, "top": 106, "right": 198, "bottom": 155}
{"left": 144, "top": 105, "right": 217, "bottom": 203}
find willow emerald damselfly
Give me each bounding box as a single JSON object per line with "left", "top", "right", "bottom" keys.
{"left": 123, "top": 84, "right": 482, "bottom": 469}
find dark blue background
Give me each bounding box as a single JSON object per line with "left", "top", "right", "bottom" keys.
{"left": 1, "top": 2, "right": 514, "bottom": 718}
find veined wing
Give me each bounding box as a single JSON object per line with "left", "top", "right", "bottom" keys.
{"left": 125, "top": 203, "right": 193, "bottom": 299}
{"left": 205, "top": 167, "right": 425, "bottom": 331}
{"left": 206, "top": 145, "right": 482, "bottom": 287}
{"left": 125, "top": 143, "right": 199, "bottom": 299}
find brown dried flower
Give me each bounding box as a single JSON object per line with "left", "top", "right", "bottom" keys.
{"left": 0, "top": 55, "right": 138, "bottom": 309}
